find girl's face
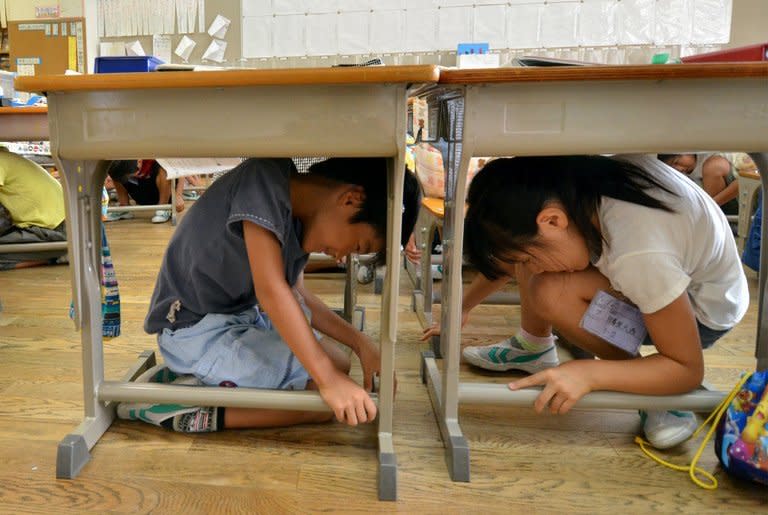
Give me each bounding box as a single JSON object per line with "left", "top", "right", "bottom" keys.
{"left": 497, "top": 205, "right": 592, "bottom": 275}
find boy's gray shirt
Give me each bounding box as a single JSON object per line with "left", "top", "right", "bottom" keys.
{"left": 144, "top": 158, "right": 309, "bottom": 334}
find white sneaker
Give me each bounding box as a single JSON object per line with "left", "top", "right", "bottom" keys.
{"left": 151, "top": 210, "right": 171, "bottom": 224}
{"left": 103, "top": 210, "right": 134, "bottom": 222}
{"left": 357, "top": 264, "right": 374, "bottom": 284}
{"left": 462, "top": 337, "right": 560, "bottom": 373}
{"left": 640, "top": 410, "right": 698, "bottom": 449}
{"left": 431, "top": 264, "right": 442, "bottom": 281}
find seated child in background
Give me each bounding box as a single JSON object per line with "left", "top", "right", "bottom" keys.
{"left": 424, "top": 154, "right": 747, "bottom": 450}
{"left": 105, "top": 159, "right": 187, "bottom": 224}
{"left": 118, "top": 158, "right": 420, "bottom": 432}
{"left": 0, "top": 146, "right": 67, "bottom": 270}
{"left": 658, "top": 153, "right": 739, "bottom": 215}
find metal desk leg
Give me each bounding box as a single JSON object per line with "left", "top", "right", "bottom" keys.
{"left": 377, "top": 154, "right": 405, "bottom": 501}
{"left": 422, "top": 91, "right": 473, "bottom": 482}
{"left": 54, "top": 159, "right": 134, "bottom": 478}
{"left": 750, "top": 152, "right": 768, "bottom": 371}
{"left": 342, "top": 254, "right": 365, "bottom": 331}
{"left": 170, "top": 177, "right": 177, "bottom": 226}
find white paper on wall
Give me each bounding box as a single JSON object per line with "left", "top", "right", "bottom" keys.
{"left": 692, "top": 0, "right": 731, "bottom": 44}
{"left": 338, "top": 11, "right": 369, "bottom": 54}
{"left": 198, "top": 0, "right": 205, "bottom": 32}
{"left": 307, "top": 0, "right": 338, "bottom": 13}
{"left": 242, "top": 16, "right": 273, "bottom": 57}
{"left": 338, "top": 0, "right": 371, "bottom": 12}
{"left": 437, "top": 6, "right": 472, "bottom": 50}
{"left": 242, "top": 0, "right": 274, "bottom": 17}
{"left": 540, "top": 1, "right": 579, "bottom": 48}
{"left": 306, "top": 13, "right": 338, "bottom": 55}
{"left": 125, "top": 40, "right": 146, "bottom": 56}
{"left": 273, "top": 15, "right": 306, "bottom": 57}
{"left": 579, "top": 0, "right": 618, "bottom": 47}
{"left": 370, "top": 10, "right": 404, "bottom": 53}
{"left": 404, "top": 0, "right": 437, "bottom": 9}
{"left": 153, "top": 34, "right": 173, "bottom": 63}
{"left": 473, "top": 5, "right": 507, "bottom": 49}
{"left": 507, "top": 3, "right": 542, "bottom": 49}
{"left": 99, "top": 42, "right": 126, "bottom": 57}
{"left": 273, "top": 0, "right": 305, "bottom": 15}
{"left": 618, "top": 0, "right": 655, "bottom": 45}
{"left": 174, "top": 35, "right": 197, "bottom": 61}
{"left": 202, "top": 39, "right": 228, "bottom": 62}
{"left": 208, "top": 14, "right": 232, "bottom": 39}
{"left": 654, "top": 0, "right": 692, "bottom": 45}
{"left": 370, "top": 0, "right": 404, "bottom": 10}
{"left": 404, "top": 8, "right": 437, "bottom": 52}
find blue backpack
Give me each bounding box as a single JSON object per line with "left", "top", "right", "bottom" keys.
{"left": 715, "top": 369, "right": 768, "bottom": 486}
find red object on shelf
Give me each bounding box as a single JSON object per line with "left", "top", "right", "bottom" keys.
{"left": 681, "top": 42, "right": 768, "bottom": 63}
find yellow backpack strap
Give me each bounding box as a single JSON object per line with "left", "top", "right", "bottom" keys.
{"left": 634, "top": 373, "right": 751, "bottom": 490}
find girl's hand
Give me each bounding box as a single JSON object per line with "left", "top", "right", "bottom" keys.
{"left": 404, "top": 234, "right": 422, "bottom": 264}
{"left": 508, "top": 361, "right": 593, "bottom": 415}
{"left": 420, "top": 310, "right": 470, "bottom": 341}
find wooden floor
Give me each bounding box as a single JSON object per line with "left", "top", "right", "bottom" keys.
{"left": 0, "top": 212, "right": 766, "bottom": 513}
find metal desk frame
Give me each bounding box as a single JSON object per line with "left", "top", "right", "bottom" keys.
{"left": 417, "top": 63, "right": 768, "bottom": 482}
{"left": 16, "top": 65, "right": 440, "bottom": 501}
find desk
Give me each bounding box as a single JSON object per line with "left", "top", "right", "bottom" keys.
{"left": 416, "top": 63, "right": 768, "bottom": 482}
{"left": 0, "top": 106, "right": 49, "bottom": 141}
{"left": 0, "top": 106, "right": 68, "bottom": 255}
{"left": 16, "top": 64, "right": 440, "bottom": 501}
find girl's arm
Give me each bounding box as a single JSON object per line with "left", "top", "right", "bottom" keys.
{"left": 421, "top": 271, "right": 511, "bottom": 340}
{"left": 510, "top": 292, "right": 705, "bottom": 414}
{"left": 244, "top": 221, "right": 376, "bottom": 425}
{"left": 295, "top": 274, "right": 382, "bottom": 392}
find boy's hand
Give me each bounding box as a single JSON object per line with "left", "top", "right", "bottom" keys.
{"left": 420, "top": 310, "right": 470, "bottom": 341}
{"left": 353, "top": 334, "right": 398, "bottom": 396}
{"left": 318, "top": 373, "right": 377, "bottom": 426}
{"left": 508, "top": 361, "right": 593, "bottom": 415}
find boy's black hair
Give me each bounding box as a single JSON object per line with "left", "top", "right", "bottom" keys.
{"left": 465, "top": 155, "right": 678, "bottom": 280}
{"left": 106, "top": 159, "right": 138, "bottom": 183}
{"left": 306, "top": 158, "right": 421, "bottom": 264}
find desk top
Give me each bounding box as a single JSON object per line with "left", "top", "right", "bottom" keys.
{"left": 15, "top": 65, "right": 440, "bottom": 93}
{"left": 0, "top": 106, "right": 47, "bottom": 115}
{"left": 438, "top": 62, "right": 768, "bottom": 84}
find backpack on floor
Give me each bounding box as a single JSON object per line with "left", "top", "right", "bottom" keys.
{"left": 636, "top": 370, "right": 767, "bottom": 489}
{"left": 714, "top": 369, "right": 768, "bottom": 486}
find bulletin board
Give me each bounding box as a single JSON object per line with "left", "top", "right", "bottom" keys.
{"left": 8, "top": 17, "right": 86, "bottom": 75}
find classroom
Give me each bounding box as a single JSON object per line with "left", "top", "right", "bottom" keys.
{"left": 0, "top": 0, "right": 767, "bottom": 512}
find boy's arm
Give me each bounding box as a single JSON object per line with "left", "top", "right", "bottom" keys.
{"left": 243, "top": 221, "right": 377, "bottom": 425}
{"left": 295, "top": 274, "right": 381, "bottom": 391}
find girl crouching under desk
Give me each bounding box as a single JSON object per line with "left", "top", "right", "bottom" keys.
{"left": 425, "top": 154, "right": 748, "bottom": 450}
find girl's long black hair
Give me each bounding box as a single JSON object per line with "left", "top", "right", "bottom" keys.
{"left": 465, "top": 155, "right": 677, "bottom": 280}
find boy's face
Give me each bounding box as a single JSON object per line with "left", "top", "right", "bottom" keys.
{"left": 303, "top": 186, "right": 385, "bottom": 260}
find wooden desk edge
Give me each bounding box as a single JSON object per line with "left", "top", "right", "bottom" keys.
{"left": 15, "top": 65, "right": 440, "bottom": 93}
{"left": 0, "top": 106, "right": 48, "bottom": 115}
{"left": 438, "top": 62, "right": 768, "bottom": 84}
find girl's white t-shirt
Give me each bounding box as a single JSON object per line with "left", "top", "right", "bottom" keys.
{"left": 593, "top": 154, "right": 748, "bottom": 330}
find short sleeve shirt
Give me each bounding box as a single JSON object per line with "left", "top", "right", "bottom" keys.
{"left": 144, "top": 158, "right": 309, "bottom": 333}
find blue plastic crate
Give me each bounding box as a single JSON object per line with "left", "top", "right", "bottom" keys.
{"left": 95, "top": 56, "right": 165, "bottom": 74}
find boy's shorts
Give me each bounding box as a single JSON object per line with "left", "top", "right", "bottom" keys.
{"left": 157, "top": 305, "right": 313, "bottom": 390}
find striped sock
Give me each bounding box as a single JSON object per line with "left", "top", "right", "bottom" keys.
{"left": 163, "top": 407, "right": 225, "bottom": 433}
{"left": 514, "top": 328, "right": 556, "bottom": 352}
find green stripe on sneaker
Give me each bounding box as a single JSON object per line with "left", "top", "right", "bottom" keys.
{"left": 488, "top": 347, "right": 552, "bottom": 364}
